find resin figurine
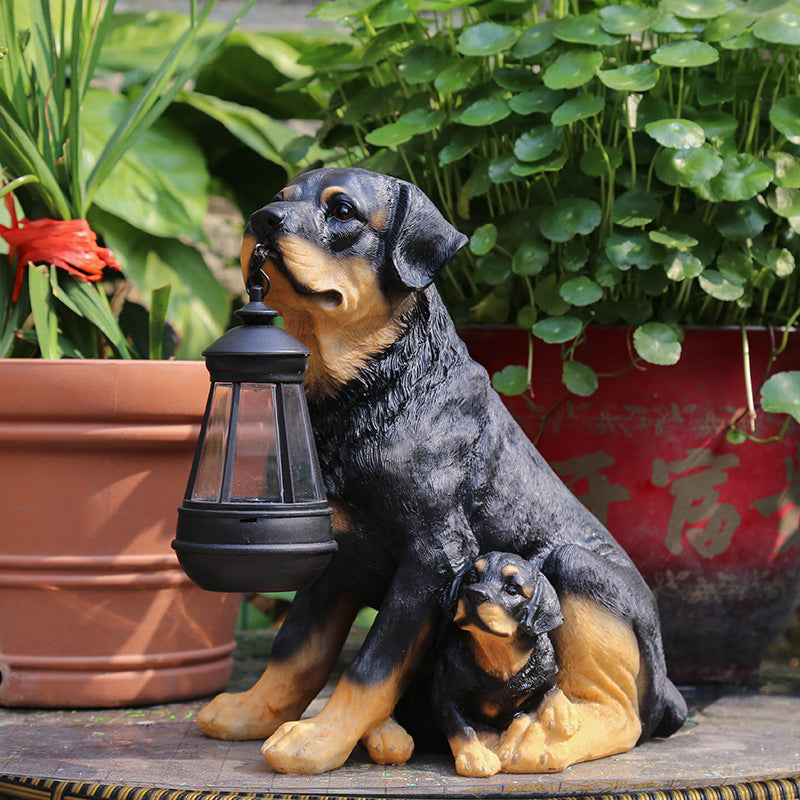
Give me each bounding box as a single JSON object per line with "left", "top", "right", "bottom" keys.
{"left": 196, "top": 167, "right": 687, "bottom": 776}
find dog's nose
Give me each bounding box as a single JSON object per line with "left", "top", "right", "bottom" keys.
{"left": 465, "top": 586, "right": 488, "bottom": 605}
{"left": 249, "top": 205, "right": 286, "bottom": 239}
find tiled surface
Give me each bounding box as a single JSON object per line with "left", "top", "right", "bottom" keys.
{"left": 1, "top": 633, "right": 799, "bottom": 797}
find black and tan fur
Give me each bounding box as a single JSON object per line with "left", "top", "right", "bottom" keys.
{"left": 430, "top": 553, "right": 564, "bottom": 777}
{"left": 196, "top": 167, "right": 686, "bottom": 776}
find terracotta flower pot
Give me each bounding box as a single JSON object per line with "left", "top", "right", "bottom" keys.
{"left": 460, "top": 326, "right": 800, "bottom": 683}
{"left": 0, "top": 360, "right": 241, "bottom": 708}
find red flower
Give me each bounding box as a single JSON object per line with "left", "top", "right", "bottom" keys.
{"left": 1, "top": 191, "right": 121, "bottom": 302}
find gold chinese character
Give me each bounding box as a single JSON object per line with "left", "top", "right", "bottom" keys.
{"left": 553, "top": 451, "right": 630, "bottom": 526}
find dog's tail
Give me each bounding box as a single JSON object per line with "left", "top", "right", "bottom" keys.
{"left": 652, "top": 679, "right": 688, "bottom": 737}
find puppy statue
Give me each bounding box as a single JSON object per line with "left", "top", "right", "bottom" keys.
{"left": 431, "top": 552, "right": 565, "bottom": 777}
{"left": 197, "top": 167, "right": 687, "bottom": 775}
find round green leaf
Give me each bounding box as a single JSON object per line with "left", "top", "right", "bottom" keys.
{"left": 365, "top": 108, "right": 445, "bottom": 147}
{"left": 633, "top": 322, "right": 682, "bottom": 365}
{"left": 435, "top": 60, "right": 480, "bottom": 93}
{"left": 597, "top": 63, "right": 660, "bottom": 91}
{"left": 605, "top": 231, "right": 663, "bottom": 270}
{"left": 652, "top": 40, "right": 719, "bottom": 67}
{"left": 400, "top": 46, "right": 454, "bottom": 85}
{"left": 652, "top": 10, "right": 694, "bottom": 33}
{"left": 488, "top": 154, "right": 520, "bottom": 184}
{"left": 512, "top": 240, "right": 550, "bottom": 275}
{"left": 516, "top": 304, "right": 538, "bottom": 328}
{"left": 714, "top": 199, "right": 770, "bottom": 239}
{"left": 543, "top": 50, "right": 604, "bottom": 90}
{"left": 438, "top": 128, "right": 482, "bottom": 165}
{"left": 717, "top": 247, "right": 754, "bottom": 285}
{"left": 536, "top": 275, "right": 571, "bottom": 315}
{"left": 514, "top": 125, "right": 564, "bottom": 162}
{"left": 645, "top": 118, "right": 705, "bottom": 149}
{"left": 475, "top": 254, "right": 512, "bottom": 285}
{"left": 469, "top": 223, "right": 498, "bottom": 255}
{"left": 599, "top": 5, "right": 660, "bottom": 35}
{"left": 707, "top": 154, "right": 774, "bottom": 202}
{"left": 698, "top": 269, "right": 745, "bottom": 300}
{"left": 696, "top": 77, "right": 736, "bottom": 106}
{"left": 580, "top": 145, "right": 623, "bottom": 176}
{"left": 457, "top": 22, "right": 518, "bottom": 56}
{"left": 512, "top": 20, "right": 559, "bottom": 58}
{"left": 665, "top": 250, "right": 703, "bottom": 280}
{"left": 768, "top": 187, "right": 800, "bottom": 218}
{"left": 770, "top": 151, "right": 800, "bottom": 188}
{"left": 694, "top": 111, "right": 738, "bottom": 143}
{"left": 560, "top": 276, "right": 603, "bottom": 306}
{"left": 495, "top": 66, "right": 538, "bottom": 92}
{"left": 562, "top": 239, "right": 589, "bottom": 272}
{"left": 770, "top": 97, "right": 800, "bottom": 144}
{"left": 554, "top": 15, "right": 620, "bottom": 46}
{"left": 654, "top": 144, "right": 723, "bottom": 187}
{"left": 612, "top": 190, "right": 660, "bottom": 226}
{"left": 508, "top": 87, "right": 564, "bottom": 115}
{"left": 760, "top": 371, "right": 800, "bottom": 423}
{"left": 765, "top": 247, "right": 796, "bottom": 277}
{"left": 661, "top": 0, "right": 728, "bottom": 19}
{"left": 753, "top": 10, "right": 800, "bottom": 45}
{"left": 563, "top": 361, "right": 599, "bottom": 397}
{"left": 551, "top": 93, "right": 605, "bottom": 126}
{"left": 540, "top": 198, "right": 602, "bottom": 242}
{"left": 703, "top": 8, "right": 756, "bottom": 42}
{"left": 511, "top": 152, "right": 568, "bottom": 176}
{"left": 648, "top": 229, "right": 698, "bottom": 250}
{"left": 455, "top": 95, "right": 511, "bottom": 126}
{"left": 532, "top": 315, "right": 583, "bottom": 344}
{"left": 492, "top": 365, "right": 529, "bottom": 396}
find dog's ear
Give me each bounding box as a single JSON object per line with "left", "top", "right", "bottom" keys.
{"left": 445, "top": 562, "right": 473, "bottom": 618}
{"left": 384, "top": 181, "right": 468, "bottom": 291}
{"left": 523, "top": 576, "right": 563, "bottom": 636}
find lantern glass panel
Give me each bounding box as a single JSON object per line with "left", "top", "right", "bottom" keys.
{"left": 191, "top": 383, "right": 233, "bottom": 502}
{"left": 283, "top": 383, "right": 326, "bottom": 502}
{"left": 230, "top": 383, "right": 282, "bottom": 502}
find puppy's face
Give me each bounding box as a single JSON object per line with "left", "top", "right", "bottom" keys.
{"left": 453, "top": 552, "right": 562, "bottom": 640}
{"left": 240, "top": 168, "right": 467, "bottom": 394}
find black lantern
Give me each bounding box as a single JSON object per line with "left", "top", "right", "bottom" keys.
{"left": 173, "top": 272, "right": 335, "bottom": 593}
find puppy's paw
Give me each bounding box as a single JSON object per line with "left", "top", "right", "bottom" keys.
{"left": 197, "top": 691, "right": 283, "bottom": 741}
{"left": 361, "top": 717, "right": 415, "bottom": 765}
{"left": 539, "top": 688, "right": 581, "bottom": 741}
{"left": 454, "top": 740, "right": 501, "bottom": 778}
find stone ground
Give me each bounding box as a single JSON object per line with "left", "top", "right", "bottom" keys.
{"left": 1, "top": 629, "right": 800, "bottom": 799}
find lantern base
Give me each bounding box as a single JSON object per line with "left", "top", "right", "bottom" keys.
{"left": 173, "top": 505, "right": 336, "bottom": 593}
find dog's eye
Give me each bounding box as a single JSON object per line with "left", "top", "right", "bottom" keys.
{"left": 332, "top": 201, "right": 356, "bottom": 222}
{"left": 504, "top": 583, "right": 521, "bottom": 597}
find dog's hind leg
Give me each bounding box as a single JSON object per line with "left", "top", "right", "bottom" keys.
{"left": 498, "top": 594, "right": 643, "bottom": 773}
{"left": 197, "top": 574, "right": 359, "bottom": 741}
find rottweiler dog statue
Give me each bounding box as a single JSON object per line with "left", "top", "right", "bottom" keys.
{"left": 431, "top": 552, "right": 564, "bottom": 777}
{"left": 196, "top": 167, "right": 687, "bottom": 775}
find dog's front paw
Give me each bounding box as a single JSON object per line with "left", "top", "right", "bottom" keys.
{"left": 361, "top": 717, "right": 415, "bottom": 765}
{"left": 497, "top": 714, "right": 547, "bottom": 773}
{"left": 539, "top": 688, "right": 581, "bottom": 741}
{"left": 197, "top": 690, "right": 283, "bottom": 741}
{"left": 262, "top": 718, "right": 356, "bottom": 774}
{"left": 454, "top": 740, "right": 501, "bottom": 778}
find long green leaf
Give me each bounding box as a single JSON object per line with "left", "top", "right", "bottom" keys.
{"left": 149, "top": 284, "right": 171, "bottom": 360}
{"left": 84, "top": 0, "right": 259, "bottom": 207}
{"left": 27, "top": 264, "right": 60, "bottom": 358}
{"left": 61, "top": 278, "right": 134, "bottom": 358}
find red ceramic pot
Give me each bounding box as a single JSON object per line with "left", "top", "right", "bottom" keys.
{"left": 0, "top": 360, "right": 241, "bottom": 707}
{"left": 460, "top": 326, "right": 800, "bottom": 683}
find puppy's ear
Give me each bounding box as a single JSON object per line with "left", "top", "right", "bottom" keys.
{"left": 445, "top": 562, "right": 473, "bottom": 618}
{"left": 385, "top": 181, "right": 468, "bottom": 291}
{"left": 524, "top": 576, "right": 563, "bottom": 636}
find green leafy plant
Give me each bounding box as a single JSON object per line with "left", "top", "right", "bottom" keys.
{"left": 300, "top": 0, "right": 800, "bottom": 438}
{"left": 0, "top": 0, "right": 260, "bottom": 358}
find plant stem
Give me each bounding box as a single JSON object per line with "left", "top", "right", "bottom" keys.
{"left": 741, "top": 324, "right": 757, "bottom": 433}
